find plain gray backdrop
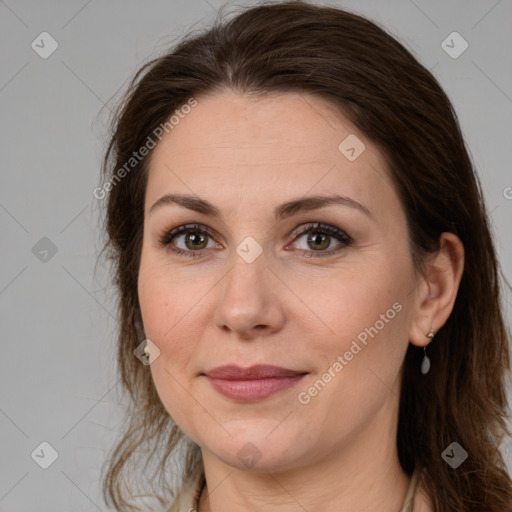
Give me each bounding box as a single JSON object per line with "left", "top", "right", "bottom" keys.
{"left": 1, "top": 0, "right": 511, "bottom": 510}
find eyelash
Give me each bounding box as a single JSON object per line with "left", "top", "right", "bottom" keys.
{"left": 157, "top": 222, "right": 353, "bottom": 259}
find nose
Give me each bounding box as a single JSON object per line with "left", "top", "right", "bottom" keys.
{"left": 213, "top": 244, "right": 285, "bottom": 340}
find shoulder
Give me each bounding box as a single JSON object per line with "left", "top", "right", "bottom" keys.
{"left": 166, "top": 460, "right": 205, "bottom": 512}
{"left": 166, "top": 480, "right": 201, "bottom": 512}
{"left": 413, "top": 481, "right": 434, "bottom": 512}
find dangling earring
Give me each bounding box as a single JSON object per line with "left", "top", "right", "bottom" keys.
{"left": 421, "top": 328, "right": 435, "bottom": 375}
{"left": 143, "top": 343, "right": 151, "bottom": 364}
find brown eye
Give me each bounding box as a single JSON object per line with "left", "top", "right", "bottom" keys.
{"left": 290, "top": 223, "right": 353, "bottom": 258}
{"left": 183, "top": 231, "right": 208, "bottom": 250}
{"left": 306, "top": 232, "right": 331, "bottom": 251}
{"left": 158, "top": 224, "right": 219, "bottom": 258}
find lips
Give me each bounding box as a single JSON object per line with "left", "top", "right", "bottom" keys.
{"left": 203, "top": 365, "right": 308, "bottom": 401}
{"left": 204, "top": 364, "right": 306, "bottom": 379}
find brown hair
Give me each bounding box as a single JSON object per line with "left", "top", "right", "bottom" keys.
{"left": 97, "top": 1, "right": 512, "bottom": 510}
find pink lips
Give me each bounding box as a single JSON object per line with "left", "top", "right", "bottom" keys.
{"left": 203, "top": 364, "right": 308, "bottom": 401}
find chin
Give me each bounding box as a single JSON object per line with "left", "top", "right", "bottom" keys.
{"left": 200, "top": 423, "right": 313, "bottom": 473}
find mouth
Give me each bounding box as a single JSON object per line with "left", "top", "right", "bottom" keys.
{"left": 202, "top": 364, "right": 309, "bottom": 402}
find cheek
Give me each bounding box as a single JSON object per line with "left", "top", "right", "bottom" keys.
{"left": 138, "top": 253, "right": 191, "bottom": 341}
{"left": 138, "top": 266, "right": 202, "bottom": 430}
{"left": 294, "top": 258, "right": 413, "bottom": 398}
{"left": 138, "top": 257, "right": 205, "bottom": 369}
{"left": 138, "top": 273, "right": 168, "bottom": 340}
{"left": 138, "top": 272, "right": 197, "bottom": 374}
{"left": 294, "top": 291, "right": 410, "bottom": 442}
{"left": 290, "top": 260, "right": 409, "bottom": 344}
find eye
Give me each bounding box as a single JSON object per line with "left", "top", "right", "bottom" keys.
{"left": 287, "top": 222, "right": 353, "bottom": 258}
{"left": 157, "top": 223, "right": 220, "bottom": 258}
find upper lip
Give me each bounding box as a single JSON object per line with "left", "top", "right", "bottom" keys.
{"left": 204, "top": 364, "right": 308, "bottom": 380}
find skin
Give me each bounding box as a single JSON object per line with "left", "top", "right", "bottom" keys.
{"left": 137, "top": 90, "right": 464, "bottom": 511}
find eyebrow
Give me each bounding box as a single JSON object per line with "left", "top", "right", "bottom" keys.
{"left": 149, "top": 193, "right": 374, "bottom": 221}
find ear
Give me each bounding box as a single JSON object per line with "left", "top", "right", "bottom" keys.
{"left": 409, "top": 232, "right": 465, "bottom": 347}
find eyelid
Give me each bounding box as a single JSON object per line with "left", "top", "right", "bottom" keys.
{"left": 158, "top": 223, "right": 218, "bottom": 246}
{"left": 286, "top": 222, "right": 352, "bottom": 243}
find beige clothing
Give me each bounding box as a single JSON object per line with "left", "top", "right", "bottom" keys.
{"left": 166, "top": 461, "right": 421, "bottom": 512}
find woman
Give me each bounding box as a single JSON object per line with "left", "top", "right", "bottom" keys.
{"left": 98, "top": 1, "right": 512, "bottom": 511}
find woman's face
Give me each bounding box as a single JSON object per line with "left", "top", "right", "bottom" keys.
{"left": 138, "top": 90, "right": 421, "bottom": 472}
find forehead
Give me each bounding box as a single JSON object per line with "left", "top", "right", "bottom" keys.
{"left": 151, "top": 90, "right": 366, "bottom": 163}
{"left": 145, "top": 90, "right": 396, "bottom": 219}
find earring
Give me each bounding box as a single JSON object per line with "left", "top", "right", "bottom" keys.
{"left": 143, "top": 344, "right": 151, "bottom": 364}
{"left": 421, "top": 329, "right": 435, "bottom": 375}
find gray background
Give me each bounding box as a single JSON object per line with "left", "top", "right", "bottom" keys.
{"left": 1, "top": 0, "right": 511, "bottom": 510}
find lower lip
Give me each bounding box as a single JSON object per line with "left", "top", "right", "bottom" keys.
{"left": 205, "top": 375, "right": 307, "bottom": 401}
